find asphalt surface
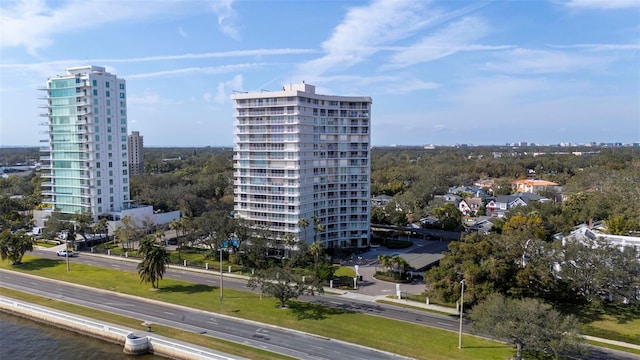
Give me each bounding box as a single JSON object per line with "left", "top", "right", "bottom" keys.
{"left": 3, "top": 248, "right": 638, "bottom": 360}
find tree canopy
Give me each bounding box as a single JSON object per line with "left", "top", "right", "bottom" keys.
{"left": 470, "top": 293, "right": 585, "bottom": 360}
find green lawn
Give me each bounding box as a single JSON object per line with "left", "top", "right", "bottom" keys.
{"left": 573, "top": 303, "right": 640, "bottom": 345}
{"left": 0, "top": 286, "right": 293, "bottom": 360}
{"left": 1, "top": 255, "right": 517, "bottom": 360}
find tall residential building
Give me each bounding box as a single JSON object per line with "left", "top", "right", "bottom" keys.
{"left": 232, "top": 83, "right": 372, "bottom": 250}
{"left": 128, "top": 131, "right": 144, "bottom": 176}
{"left": 40, "top": 66, "right": 130, "bottom": 219}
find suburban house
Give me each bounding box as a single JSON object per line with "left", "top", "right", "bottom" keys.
{"left": 459, "top": 197, "right": 484, "bottom": 216}
{"left": 511, "top": 179, "right": 559, "bottom": 194}
{"left": 556, "top": 223, "right": 640, "bottom": 254}
{"left": 465, "top": 216, "right": 499, "bottom": 235}
{"left": 372, "top": 194, "right": 393, "bottom": 207}
{"left": 486, "top": 193, "right": 549, "bottom": 217}
{"left": 433, "top": 193, "right": 462, "bottom": 207}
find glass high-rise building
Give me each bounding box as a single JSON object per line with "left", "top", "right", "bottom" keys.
{"left": 232, "top": 83, "right": 371, "bottom": 250}
{"left": 40, "top": 66, "right": 130, "bottom": 219}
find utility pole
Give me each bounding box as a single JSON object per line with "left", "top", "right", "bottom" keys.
{"left": 458, "top": 279, "right": 465, "bottom": 349}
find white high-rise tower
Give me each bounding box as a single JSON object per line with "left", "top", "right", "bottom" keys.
{"left": 232, "top": 83, "right": 372, "bottom": 250}
{"left": 40, "top": 66, "right": 130, "bottom": 219}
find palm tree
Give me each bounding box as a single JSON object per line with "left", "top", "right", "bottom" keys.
{"left": 378, "top": 254, "right": 392, "bottom": 272}
{"left": 137, "top": 243, "right": 170, "bottom": 289}
{"left": 297, "top": 218, "right": 309, "bottom": 243}
{"left": 313, "top": 215, "right": 324, "bottom": 244}
{"left": 170, "top": 218, "right": 185, "bottom": 260}
{"left": 391, "top": 255, "right": 410, "bottom": 280}
{"left": 308, "top": 241, "right": 324, "bottom": 268}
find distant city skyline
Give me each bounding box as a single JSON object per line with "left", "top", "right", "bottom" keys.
{"left": 1, "top": 0, "right": 639, "bottom": 147}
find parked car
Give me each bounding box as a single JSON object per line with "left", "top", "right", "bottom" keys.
{"left": 56, "top": 249, "right": 75, "bottom": 257}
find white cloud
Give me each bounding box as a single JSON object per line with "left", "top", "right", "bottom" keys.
{"left": 0, "top": 49, "right": 317, "bottom": 70}
{"left": 204, "top": 74, "right": 243, "bottom": 105}
{"left": 210, "top": 0, "right": 240, "bottom": 40}
{"left": 126, "top": 63, "right": 262, "bottom": 79}
{"left": 481, "top": 48, "right": 613, "bottom": 74}
{"left": 128, "top": 93, "right": 161, "bottom": 105}
{"left": 0, "top": 0, "right": 187, "bottom": 53}
{"left": 385, "top": 16, "right": 509, "bottom": 69}
{"left": 548, "top": 43, "right": 640, "bottom": 51}
{"left": 178, "top": 26, "right": 188, "bottom": 38}
{"left": 295, "top": 0, "right": 491, "bottom": 79}
{"left": 296, "top": 0, "right": 431, "bottom": 77}
{"left": 564, "top": 0, "right": 640, "bottom": 9}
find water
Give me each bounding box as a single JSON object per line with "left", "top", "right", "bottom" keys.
{"left": 0, "top": 311, "right": 163, "bottom": 359}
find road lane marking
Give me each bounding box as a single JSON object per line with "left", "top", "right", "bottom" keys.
{"left": 437, "top": 321, "right": 454, "bottom": 327}
{"left": 164, "top": 311, "right": 175, "bottom": 315}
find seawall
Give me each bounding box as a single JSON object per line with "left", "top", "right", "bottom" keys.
{"left": 0, "top": 296, "right": 242, "bottom": 360}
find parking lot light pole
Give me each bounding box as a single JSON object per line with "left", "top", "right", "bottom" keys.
{"left": 458, "top": 279, "right": 465, "bottom": 349}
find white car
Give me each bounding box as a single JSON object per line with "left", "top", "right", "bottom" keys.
{"left": 56, "top": 249, "right": 75, "bottom": 257}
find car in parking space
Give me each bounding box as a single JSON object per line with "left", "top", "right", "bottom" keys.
{"left": 56, "top": 249, "right": 75, "bottom": 257}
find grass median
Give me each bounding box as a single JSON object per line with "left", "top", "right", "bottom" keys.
{"left": 2, "top": 255, "right": 520, "bottom": 359}
{"left": 0, "top": 286, "right": 293, "bottom": 360}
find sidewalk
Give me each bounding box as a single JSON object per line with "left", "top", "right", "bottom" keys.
{"left": 53, "top": 249, "right": 640, "bottom": 353}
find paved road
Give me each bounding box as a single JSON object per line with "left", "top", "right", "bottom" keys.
{"left": 0, "top": 270, "right": 409, "bottom": 360}
{"left": 21, "top": 248, "right": 640, "bottom": 360}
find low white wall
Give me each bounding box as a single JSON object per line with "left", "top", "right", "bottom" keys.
{"left": 0, "top": 296, "right": 129, "bottom": 345}
{"left": 0, "top": 296, "right": 243, "bottom": 360}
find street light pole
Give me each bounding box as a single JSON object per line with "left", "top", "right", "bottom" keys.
{"left": 219, "top": 248, "right": 224, "bottom": 301}
{"left": 458, "top": 279, "right": 465, "bottom": 349}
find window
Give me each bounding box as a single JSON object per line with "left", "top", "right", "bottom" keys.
{"left": 97, "top": 189, "right": 101, "bottom": 195}
{"left": 97, "top": 171, "right": 101, "bottom": 177}
{"left": 109, "top": 179, "right": 113, "bottom": 185}
{"left": 107, "top": 117, "right": 111, "bottom": 124}
{"left": 95, "top": 135, "right": 99, "bottom": 141}
{"left": 107, "top": 135, "right": 112, "bottom": 141}
{"left": 106, "top": 100, "right": 110, "bottom": 106}
{"left": 106, "top": 90, "right": 110, "bottom": 97}
{"left": 123, "top": 169, "right": 128, "bottom": 176}
{"left": 122, "top": 161, "right": 127, "bottom": 167}
{"left": 122, "top": 136, "right": 126, "bottom": 142}
{"left": 121, "top": 144, "right": 126, "bottom": 150}
{"left": 107, "top": 126, "right": 111, "bottom": 133}
{"left": 119, "top": 93, "right": 125, "bottom": 99}
{"left": 97, "top": 180, "right": 101, "bottom": 186}
{"left": 93, "top": 89, "right": 98, "bottom": 96}
{"left": 96, "top": 162, "right": 101, "bottom": 169}
{"left": 92, "top": 80, "right": 97, "bottom": 86}
{"left": 97, "top": 198, "right": 102, "bottom": 204}
{"left": 119, "top": 84, "right": 125, "bottom": 90}
{"left": 106, "top": 109, "right": 111, "bottom": 115}
{"left": 108, "top": 161, "right": 113, "bottom": 168}
{"left": 94, "top": 126, "right": 99, "bottom": 132}
{"left": 95, "top": 144, "right": 100, "bottom": 151}
{"left": 94, "top": 107, "right": 98, "bottom": 114}
{"left": 109, "top": 188, "right": 113, "bottom": 194}
{"left": 105, "top": 81, "right": 110, "bottom": 88}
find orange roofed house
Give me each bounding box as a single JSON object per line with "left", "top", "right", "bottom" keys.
{"left": 511, "top": 179, "right": 559, "bottom": 194}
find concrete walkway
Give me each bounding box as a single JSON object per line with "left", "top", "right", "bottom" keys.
{"left": 37, "top": 246, "right": 640, "bottom": 353}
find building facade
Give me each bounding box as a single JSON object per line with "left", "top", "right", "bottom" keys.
{"left": 128, "top": 131, "right": 144, "bottom": 176}
{"left": 40, "top": 66, "right": 130, "bottom": 219}
{"left": 232, "top": 83, "right": 371, "bottom": 249}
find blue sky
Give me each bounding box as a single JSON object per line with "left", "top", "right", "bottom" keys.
{"left": 1, "top": 0, "right": 639, "bottom": 147}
